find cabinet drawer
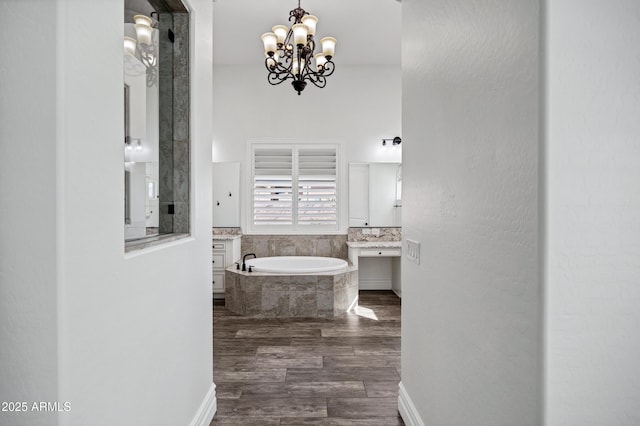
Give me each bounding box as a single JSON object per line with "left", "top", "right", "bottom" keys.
{"left": 213, "top": 272, "right": 225, "bottom": 292}
{"left": 212, "top": 253, "right": 225, "bottom": 269}
{"left": 212, "top": 242, "right": 226, "bottom": 251}
{"left": 359, "top": 248, "right": 401, "bottom": 257}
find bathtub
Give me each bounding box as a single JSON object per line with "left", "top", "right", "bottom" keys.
{"left": 246, "top": 256, "right": 348, "bottom": 274}
{"left": 226, "top": 256, "right": 357, "bottom": 318}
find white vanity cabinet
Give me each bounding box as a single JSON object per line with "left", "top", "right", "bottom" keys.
{"left": 212, "top": 236, "right": 241, "bottom": 298}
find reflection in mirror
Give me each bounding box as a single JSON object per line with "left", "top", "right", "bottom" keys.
{"left": 349, "top": 162, "right": 402, "bottom": 227}
{"left": 395, "top": 165, "right": 402, "bottom": 207}
{"left": 369, "top": 163, "right": 402, "bottom": 227}
{"left": 124, "top": 0, "right": 159, "bottom": 241}
{"left": 124, "top": 0, "right": 190, "bottom": 246}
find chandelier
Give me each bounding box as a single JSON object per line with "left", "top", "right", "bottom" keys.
{"left": 124, "top": 14, "right": 157, "bottom": 87}
{"left": 260, "top": 1, "right": 337, "bottom": 95}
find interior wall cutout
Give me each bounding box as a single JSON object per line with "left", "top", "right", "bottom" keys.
{"left": 124, "top": 0, "right": 190, "bottom": 245}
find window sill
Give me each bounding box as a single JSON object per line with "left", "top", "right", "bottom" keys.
{"left": 125, "top": 233, "right": 190, "bottom": 253}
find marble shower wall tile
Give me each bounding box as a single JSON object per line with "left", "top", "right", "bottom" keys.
{"left": 157, "top": 11, "right": 190, "bottom": 235}
{"left": 172, "top": 13, "right": 189, "bottom": 78}
{"left": 159, "top": 202, "right": 173, "bottom": 234}
{"left": 173, "top": 201, "right": 189, "bottom": 233}
{"left": 157, "top": 12, "right": 173, "bottom": 78}
{"left": 241, "top": 235, "right": 348, "bottom": 259}
{"left": 173, "top": 78, "right": 189, "bottom": 141}
{"left": 173, "top": 139, "right": 189, "bottom": 202}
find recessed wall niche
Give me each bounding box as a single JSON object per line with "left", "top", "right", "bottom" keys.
{"left": 124, "top": 0, "right": 189, "bottom": 247}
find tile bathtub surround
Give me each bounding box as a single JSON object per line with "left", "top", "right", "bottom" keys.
{"left": 225, "top": 268, "right": 358, "bottom": 318}
{"left": 241, "top": 234, "right": 348, "bottom": 259}
{"left": 348, "top": 227, "right": 402, "bottom": 242}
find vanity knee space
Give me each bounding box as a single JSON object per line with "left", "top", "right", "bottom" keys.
{"left": 347, "top": 238, "right": 402, "bottom": 296}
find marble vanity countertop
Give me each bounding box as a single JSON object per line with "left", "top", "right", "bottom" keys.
{"left": 346, "top": 241, "right": 402, "bottom": 248}
{"left": 212, "top": 234, "right": 242, "bottom": 241}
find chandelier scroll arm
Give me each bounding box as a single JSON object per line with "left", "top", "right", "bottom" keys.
{"left": 319, "top": 59, "right": 335, "bottom": 77}
{"left": 303, "top": 69, "right": 327, "bottom": 89}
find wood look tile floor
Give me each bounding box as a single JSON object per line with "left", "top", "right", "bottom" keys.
{"left": 212, "top": 291, "right": 404, "bottom": 426}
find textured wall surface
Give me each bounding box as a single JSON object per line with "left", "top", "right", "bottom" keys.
{"left": 0, "top": 2, "right": 59, "bottom": 425}
{"left": 401, "top": 0, "right": 541, "bottom": 424}
{"left": 545, "top": 1, "right": 640, "bottom": 424}
{"left": 1, "top": 1, "right": 215, "bottom": 425}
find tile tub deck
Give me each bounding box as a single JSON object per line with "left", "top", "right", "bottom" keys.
{"left": 225, "top": 264, "right": 359, "bottom": 318}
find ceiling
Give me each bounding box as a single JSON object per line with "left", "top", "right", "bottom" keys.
{"left": 212, "top": 0, "right": 402, "bottom": 66}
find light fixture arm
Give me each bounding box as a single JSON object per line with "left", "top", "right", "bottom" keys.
{"left": 382, "top": 137, "right": 402, "bottom": 146}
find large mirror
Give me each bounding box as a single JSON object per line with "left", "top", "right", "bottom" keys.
{"left": 348, "top": 162, "right": 402, "bottom": 227}
{"left": 124, "top": 0, "right": 159, "bottom": 241}
{"left": 123, "top": 0, "right": 190, "bottom": 245}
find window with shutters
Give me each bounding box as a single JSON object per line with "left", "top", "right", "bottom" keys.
{"left": 251, "top": 144, "right": 338, "bottom": 232}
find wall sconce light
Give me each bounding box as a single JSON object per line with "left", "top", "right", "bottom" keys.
{"left": 382, "top": 136, "right": 402, "bottom": 146}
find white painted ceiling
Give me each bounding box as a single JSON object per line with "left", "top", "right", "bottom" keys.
{"left": 212, "top": 0, "right": 401, "bottom": 66}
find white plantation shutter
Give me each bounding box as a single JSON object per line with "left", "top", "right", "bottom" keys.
{"left": 297, "top": 148, "right": 337, "bottom": 226}
{"left": 251, "top": 144, "right": 339, "bottom": 231}
{"left": 253, "top": 148, "right": 293, "bottom": 225}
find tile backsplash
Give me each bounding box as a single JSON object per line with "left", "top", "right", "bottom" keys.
{"left": 348, "top": 227, "right": 402, "bottom": 242}
{"left": 241, "top": 234, "right": 348, "bottom": 259}
{"left": 212, "top": 227, "right": 242, "bottom": 236}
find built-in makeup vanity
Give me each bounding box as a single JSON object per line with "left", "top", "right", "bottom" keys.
{"left": 347, "top": 240, "right": 402, "bottom": 268}
{"left": 348, "top": 162, "right": 403, "bottom": 296}
{"left": 347, "top": 231, "right": 402, "bottom": 297}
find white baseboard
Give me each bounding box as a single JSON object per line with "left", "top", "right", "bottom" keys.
{"left": 189, "top": 382, "right": 217, "bottom": 426}
{"left": 392, "top": 288, "right": 402, "bottom": 298}
{"left": 398, "top": 382, "right": 425, "bottom": 426}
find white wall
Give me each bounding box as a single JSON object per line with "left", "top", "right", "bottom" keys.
{"left": 401, "top": 0, "right": 541, "bottom": 424}
{"left": 1, "top": 0, "right": 215, "bottom": 425}
{"left": 545, "top": 1, "right": 640, "bottom": 424}
{"left": 212, "top": 64, "right": 401, "bottom": 233}
{"left": 0, "top": 2, "right": 59, "bottom": 425}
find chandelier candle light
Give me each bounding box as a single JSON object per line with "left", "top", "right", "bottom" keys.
{"left": 261, "top": 0, "right": 337, "bottom": 95}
